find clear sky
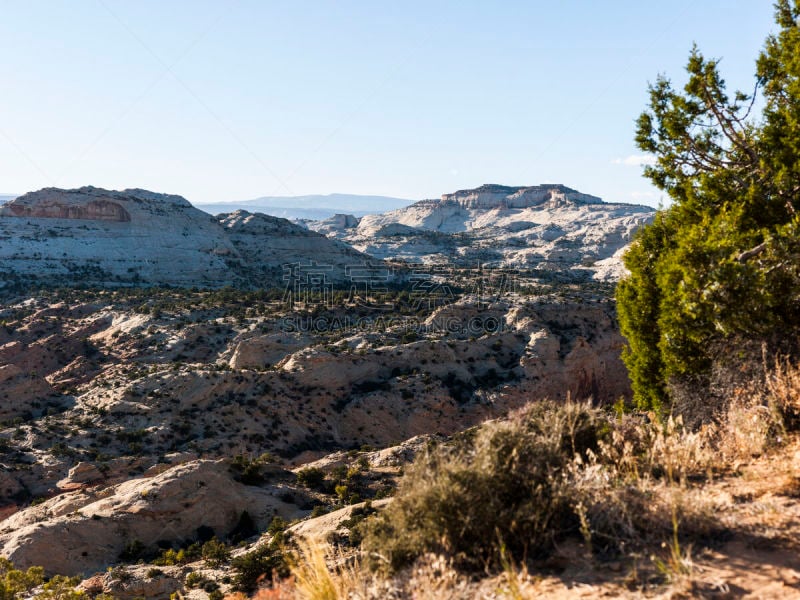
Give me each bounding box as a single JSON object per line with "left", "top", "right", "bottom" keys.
{"left": 0, "top": 1, "right": 776, "bottom": 207}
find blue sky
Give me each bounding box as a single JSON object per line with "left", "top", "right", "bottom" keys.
{"left": 0, "top": 1, "right": 776, "bottom": 207}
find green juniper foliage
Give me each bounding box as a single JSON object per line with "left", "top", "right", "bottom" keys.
{"left": 618, "top": 0, "right": 800, "bottom": 410}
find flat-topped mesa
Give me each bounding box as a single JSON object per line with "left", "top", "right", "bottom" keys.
{"left": 441, "top": 183, "right": 603, "bottom": 210}
{"left": 0, "top": 186, "right": 195, "bottom": 223}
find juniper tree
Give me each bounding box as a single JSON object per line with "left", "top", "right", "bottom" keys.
{"left": 618, "top": 0, "right": 800, "bottom": 410}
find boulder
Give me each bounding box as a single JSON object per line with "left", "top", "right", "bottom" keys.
{"left": 0, "top": 460, "right": 300, "bottom": 576}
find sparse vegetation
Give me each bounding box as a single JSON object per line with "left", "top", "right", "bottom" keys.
{"left": 0, "top": 558, "right": 88, "bottom": 599}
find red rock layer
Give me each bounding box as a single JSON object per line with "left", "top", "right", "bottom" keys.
{"left": 2, "top": 199, "right": 131, "bottom": 222}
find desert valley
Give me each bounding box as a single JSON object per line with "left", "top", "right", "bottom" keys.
{"left": 3, "top": 2, "right": 800, "bottom": 598}
{"left": 1, "top": 181, "right": 799, "bottom": 599}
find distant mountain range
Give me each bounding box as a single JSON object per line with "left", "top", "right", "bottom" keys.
{"left": 194, "top": 193, "right": 413, "bottom": 220}
{"left": 3, "top": 193, "right": 414, "bottom": 220}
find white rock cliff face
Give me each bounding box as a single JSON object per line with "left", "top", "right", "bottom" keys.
{"left": 0, "top": 187, "right": 368, "bottom": 289}
{"left": 308, "top": 184, "right": 654, "bottom": 279}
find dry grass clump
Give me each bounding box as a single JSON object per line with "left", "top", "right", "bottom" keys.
{"left": 225, "top": 537, "right": 368, "bottom": 600}
{"left": 403, "top": 554, "right": 466, "bottom": 600}
{"left": 289, "top": 537, "right": 366, "bottom": 600}
{"left": 361, "top": 401, "right": 607, "bottom": 572}
{"left": 766, "top": 358, "right": 800, "bottom": 429}
{"left": 598, "top": 413, "right": 713, "bottom": 483}
{"left": 362, "top": 375, "right": 792, "bottom": 575}
{"left": 712, "top": 395, "right": 782, "bottom": 463}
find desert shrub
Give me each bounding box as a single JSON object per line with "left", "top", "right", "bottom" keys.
{"left": 36, "top": 575, "right": 87, "bottom": 599}
{"left": 362, "top": 400, "right": 608, "bottom": 571}
{"left": 153, "top": 541, "right": 202, "bottom": 566}
{"left": 267, "top": 516, "right": 288, "bottom": 536}
{"left": 295, "top": 467, "right": 326, "bottom": 491}
{"left": 202, "top": 537, "right": 231, "bottom": 567}
{"left": 361, "top": 397, "right": 759, "bottom": 573}
{"left": 0, "top": 558, "right": 88, "bottom": 599}
{"left": 230, "top": 454, "right": 273, "bottom": 486}
{"left": 184, "top": 571, "right": 205, "bottom": 588}
{"left": 337, "top": 501, "right": 377, "bottom": 547}
{"left": 231, "top": 536, "right": 289, "bottom": 593}
{"left": 0, "top": 557, "right": 44, "bottom": 598}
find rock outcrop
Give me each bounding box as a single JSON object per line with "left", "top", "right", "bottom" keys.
{"left": 0, "top": 460, "right": 300, "bottom": 575}
{"left": 1, "top": 196, "right": 131, "bottom": 222}
{"left": 0, "top": 187, "right": 370, "bottom": 289}
{"left": 311, "top": 213, "right": 360, "bottom": 236}
{"left": 441, "top": 183, "right": 603, "bottom": 209}
{"left": 308, "top": 183, "right": 654, "bottom": 280}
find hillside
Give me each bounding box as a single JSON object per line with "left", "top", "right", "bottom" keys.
{"left": 0, "top": 187, "right": 367, "bottom": 290}
{"left": 0, "top": 282, "right": 626, "bottom": 576}
{"left": 308, "top": 184, "right": 654, "bottom": 280}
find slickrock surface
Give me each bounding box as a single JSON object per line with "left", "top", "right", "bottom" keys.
{"left": 0, "top": 187, "right": 368, "bottom": 289}
{"left": 0, "top": 459, "right": 300, "bottom": 576}
{"left": 307, "top": 184, "right": 654, "bottom": 280}
{"left": 0, "top": 285, "right": 628, "bottom": 574}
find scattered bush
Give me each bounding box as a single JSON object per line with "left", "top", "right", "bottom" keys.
{"left": 231, "top": 536, "right": 289, "bottom": 593}
{"left": 202, "top": 537, "right": 231, "bottom": 567}
{"left": 295, "top": 467, "right": 326, "bottom": 491}
{"left": 267, "top": 516, "right": 288, "bottom": 536}
{"left": 362, "top": 401, "right": 608, "bottom": 571}
{"left": 230, "top": 453, "right": 273, "bottom": 486}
